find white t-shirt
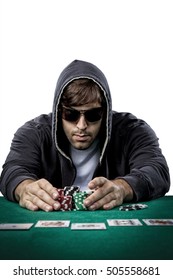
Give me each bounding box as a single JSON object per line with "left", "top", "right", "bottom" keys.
{"left": 70, "top": 139, "right": 100, "bottom": 191}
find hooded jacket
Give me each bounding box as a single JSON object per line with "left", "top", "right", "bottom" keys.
{"left": 0, "top": 60, "right": 170, "bottom": 202}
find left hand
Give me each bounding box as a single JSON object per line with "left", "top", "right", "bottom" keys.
{"left": 84, "top": 177, "right": 133, "bottom": 210}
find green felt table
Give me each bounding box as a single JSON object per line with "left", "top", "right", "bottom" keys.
{"left": 0, "top": 196, "right": 173, "bottom": 260}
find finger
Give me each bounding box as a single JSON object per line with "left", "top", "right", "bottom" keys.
{"left": 36, "top": 187, "right": 57, "bottom": 205}
{"left": 87, "top": 191, "right": 115, "bottom": 210}
{"left": 24, "top": 196, "right": 60, "bottom": 212}
{"left": 84, "top": 184, "right": 113, "bottom": 208}
{"left": 19, "top": 195, "right": 39, "bottom": 211}
{"left": 103, "top": 189, "right": 124, "bottom": 210}
{"left": 103, "top": 199, "right": 121, "bottom": 210}
{"left": 31, "top": 195, "right": 55, "bottom": 212}
{"left": 20, "top": 200, "right": 39, "bottom": 211}
{"left": 26, "top": 181, "right": 60, "bottom": 210}
{"left": 88, "top": 177, "right": 107, "bottom": 189}
{"left": 22, "top": 187, "right": 59, "bottom": 212}
{"left": 36, "top": 179, "right": 59, "bottom": 200}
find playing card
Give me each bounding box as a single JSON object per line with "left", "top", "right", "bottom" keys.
{"left": 143, "top": 219, "right": 173, "bottom": 226}
{"left": 35, "top": 220, "right": 70, "bottom": 227}
{"left": 107, "top": 219, "right": 143, "bottom": 226}
{"left": 0, "top": 223, "right": 34, "bottom": 230}
{"left": 71, "top": 223, "right": 106, "bottom": 230}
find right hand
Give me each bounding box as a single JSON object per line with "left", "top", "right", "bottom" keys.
{"left": 14, "top": 178, "right": 61, "bottom": 211}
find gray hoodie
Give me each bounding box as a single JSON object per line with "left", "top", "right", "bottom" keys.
{"left": 0, "top": 60, "right": 170, "bottom": 202}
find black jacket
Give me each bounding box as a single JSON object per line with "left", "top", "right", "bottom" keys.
{"left": 0, "top": 60, "right": 170, "bottom": 202}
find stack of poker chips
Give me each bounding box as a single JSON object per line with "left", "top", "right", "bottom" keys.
{"left": 64, "top": 185, "right": 80, "bottom": 209}
{"left": 119, "top": 204, "right": 148, "bottom": 211}
{"left": 57, "top": 195, "right": 72, "bottom": 211}
{"left": 72, "top": 192, "right": 88, "bottom": 211}
{"left": 57, "top": 185, "right": 92, "bottom": 211}
{"left": 57, "top": 188, "right": 72, "bottom": 211}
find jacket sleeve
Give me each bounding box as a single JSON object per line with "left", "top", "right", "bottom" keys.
{"left": 0, "top": 121, "right": 43, "bottom": 201}
{"left": 118, "top": 118, "right": 170, "bottom": 201}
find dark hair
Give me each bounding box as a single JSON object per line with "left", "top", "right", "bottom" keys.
{"left": 60, "top": 78, "right": 106, "bottom": 107}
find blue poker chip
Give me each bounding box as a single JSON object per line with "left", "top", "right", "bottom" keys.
{"left": 119, "top": 204, "right": 148, "bottom": 211}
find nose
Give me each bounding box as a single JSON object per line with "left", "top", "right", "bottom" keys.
{"left": 76, "top": 114, "right": 88, "bottom": 130}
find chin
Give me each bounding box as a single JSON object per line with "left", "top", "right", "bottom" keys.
{"left": 73, "top": 142, "right": 91, "bottom": 150}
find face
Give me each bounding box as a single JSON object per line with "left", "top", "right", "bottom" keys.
{"left": 61, "top": 102, "right": 103, "bottom": 150}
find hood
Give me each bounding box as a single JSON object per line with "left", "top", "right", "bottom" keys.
{"left": 52, "top": 59, "right": 112, "bottom": 162}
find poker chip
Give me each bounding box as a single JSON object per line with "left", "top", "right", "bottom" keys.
{"left": 57, "top": 188, "right": 64, "bottom": 196}
{"left": 119, "top": 204, "right": 148, "bottom": 211}
{"left": 57, "top": 186, "right": 93, "bottom": 211}
{"left": 64, "top": 185, "right": 81, "bottom": 209}
{"left": 64, "top": 185, "right": 80, "bottom": 196}
{"left": 73, "top": 192, "right": 89, "bottom": 211}
{"left": 57, "top": 195, "right": 72, "bottom": 211}
{"left": 84, "top": 190, "right": 94, "bottom": 195}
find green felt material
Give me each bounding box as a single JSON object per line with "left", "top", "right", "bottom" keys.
{"left": 0, "top": 196, "right": 173, "bottom": 260}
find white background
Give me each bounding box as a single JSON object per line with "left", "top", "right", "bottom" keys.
{"left": 1, "top": 260, "right": 173, "bottom": 280}
{"left": 0, "top": 0, "right": 172, "bottom": 194}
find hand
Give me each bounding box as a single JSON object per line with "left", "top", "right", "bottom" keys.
{"left": 14, "top": 178, "right": 61, "bottom": 211}
{"left": 84, "top": 177, "right": 133, "bottom": 210}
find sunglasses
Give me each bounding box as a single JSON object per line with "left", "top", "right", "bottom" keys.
{"left": 61, "top": 106, "right": 104, "bottom": 123}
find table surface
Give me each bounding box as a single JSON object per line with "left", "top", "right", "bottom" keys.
{"left": 0, "top": 196, "right": 173, "bottom": 260}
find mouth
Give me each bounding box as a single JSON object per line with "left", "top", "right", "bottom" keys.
{"left": 73, "top": 134, "right": 90, "bottom": 142}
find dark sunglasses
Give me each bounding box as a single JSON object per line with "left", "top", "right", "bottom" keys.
{"left": 61, "top": 106, "right": 104, "bottom": 123}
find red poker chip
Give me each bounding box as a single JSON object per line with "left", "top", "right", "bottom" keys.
{"left": 57, "top": 188, "right": 64, "bottom": 196}
{"left": 58, "top": 195, "right": 72, "bottom": 211}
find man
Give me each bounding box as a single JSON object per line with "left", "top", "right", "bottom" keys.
{"left": 0, "top": 60, "right": 170, "bottom": 211}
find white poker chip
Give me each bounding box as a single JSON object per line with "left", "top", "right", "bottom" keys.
{"left": 119, "top": 204, "right": 148, "bottom": 211}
